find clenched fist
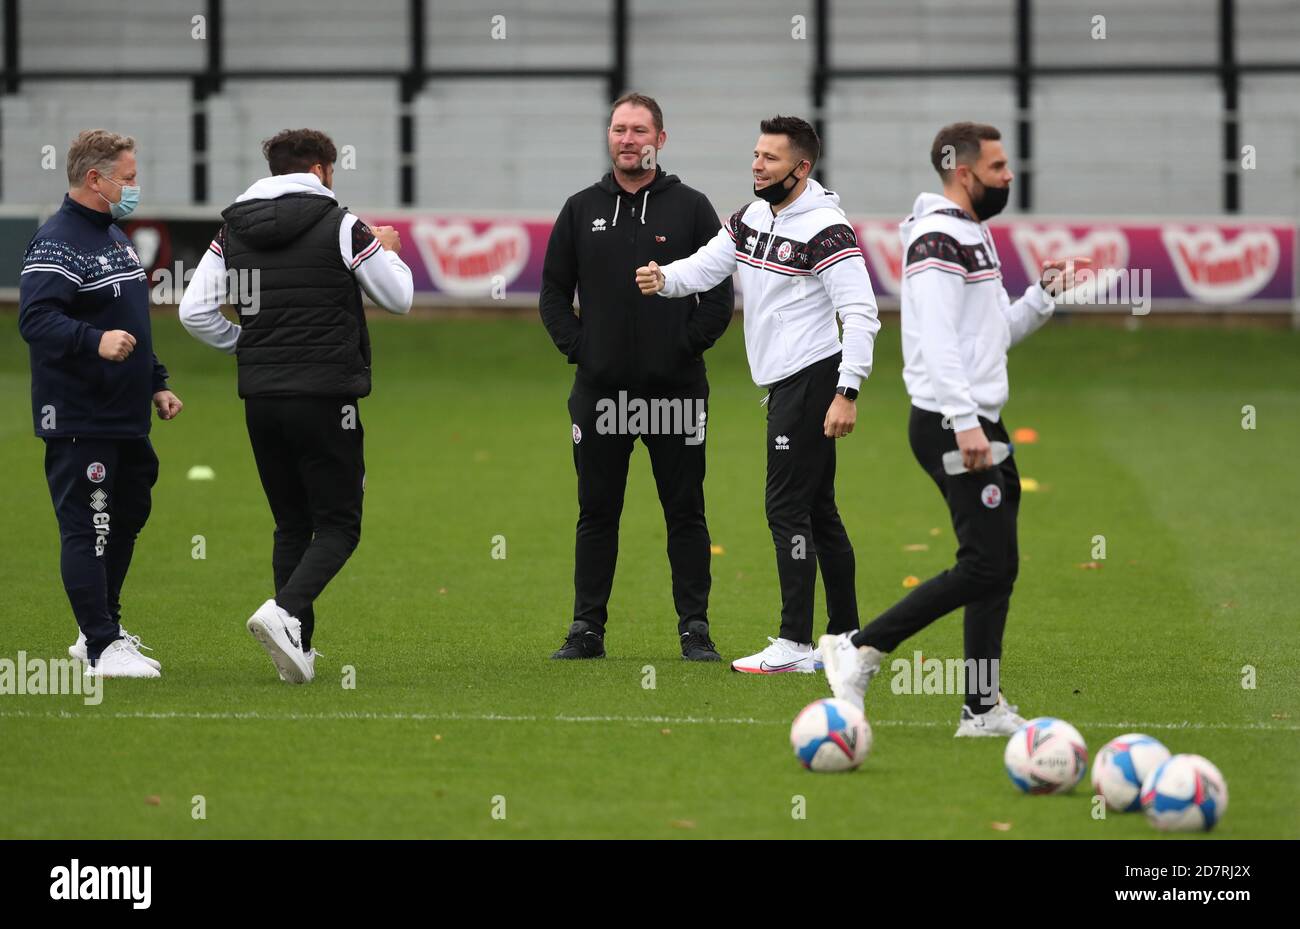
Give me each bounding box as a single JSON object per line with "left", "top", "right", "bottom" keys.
{"left": 98, "top": 329, "right": 136, "bottom": 362}
{"left": 635, "top": 261, "right": 665, "bottom": 295}
{"left": 372, "top": 224, "right": 401, "bottom": 253}
{"left": 153, "top": 390, "right": 183, "bottom": 421}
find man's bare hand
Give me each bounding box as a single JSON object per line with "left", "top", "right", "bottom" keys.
{"left": 1040, "top": 257, "right": 1092, "bottom": 297}
{"left": 98, "top": 330, "right": 136, "bottom": 362}
{"left": 824, "top": 394, "right": 857, "bottom": 439}
{"left": 635, "top": 261, "right": 665, "bottom": 295}
{"left": 373, "top": 225, "right": 401, "bottom": 253}
{"left": 956, "top": 425, "right": 992, "bottom": 471}
{"left": 153, "top": 390, "right": 183, "bottom": 421}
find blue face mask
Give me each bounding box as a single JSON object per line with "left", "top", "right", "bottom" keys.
{"left": 98, "top": 175, "right": 140, "bottom": 220}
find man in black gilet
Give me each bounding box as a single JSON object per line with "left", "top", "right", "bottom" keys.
{"left": 179, "top": 128, "right": 413, "bottom": 683}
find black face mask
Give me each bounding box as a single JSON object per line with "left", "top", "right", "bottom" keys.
{"left": 754, "top": 165, "right": 802, "bottom": 205}
{"left": 970, "top": 176, "right": 1010, "bottom": 221}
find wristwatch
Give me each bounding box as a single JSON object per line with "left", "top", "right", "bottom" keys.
{"left": 835, "top": 386, "right": 859, "bottom": 401}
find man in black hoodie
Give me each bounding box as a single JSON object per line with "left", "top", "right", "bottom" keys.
{"left": 179, "top": 128, "right": 413, "bottom": 684}
{"left": 540, "top": 93, "right": 733, "bottom": 661}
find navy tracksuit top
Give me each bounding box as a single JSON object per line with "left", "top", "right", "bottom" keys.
{"left": 18, "top": 195, "right": 168, "bottom": 439}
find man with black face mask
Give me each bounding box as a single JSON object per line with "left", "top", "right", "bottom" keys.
{"left": 819, "top": 122, "right": 1087, "bottom": 736}
{"left": 637, "top": 115, "right": 880, "bottom": 675}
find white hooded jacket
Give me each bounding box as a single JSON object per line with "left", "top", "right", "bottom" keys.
{"left": 657, "top": 179, "right": 879, "bottom": 390}
{"left": 899, "top": 192, "right": 1055, "bottom": 431}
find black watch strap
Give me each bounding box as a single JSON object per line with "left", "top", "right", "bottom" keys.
{"left": 836, "top": 385, "right": 859, "bottom": 401}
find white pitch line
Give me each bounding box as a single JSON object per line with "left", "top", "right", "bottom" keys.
{"left": 0, "top": 709, "right": 1295, "bottom": 731}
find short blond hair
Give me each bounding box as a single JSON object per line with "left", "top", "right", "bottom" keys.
{"left": 66, "top": 129, "right": 136, "bottom": 186}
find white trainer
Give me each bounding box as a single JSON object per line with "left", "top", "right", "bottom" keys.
{"left": 303, "top": 648, "right": 324, "bottom": 679}
{"left": 818, "top": 633, "right": 882, "bottom": 710}
{"left": 730, "top": 637, "right": 819, "bottom": 674}
{"left": 84, "top": 638, "right": 161, "bottom": 679}
{"left": 954, "top": 700, "right": 1027, "bottom": 738}
{"left": 246, "top": 599, "right": 314, "bottom": 684}
{"left": 69, "top": 628, "right": 161, "bottom": 671}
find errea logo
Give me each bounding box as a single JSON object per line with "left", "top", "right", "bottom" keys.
{"left": 591, "top": 218, "right": 607, "bottom": 232}
{"left": 774, "top": 434, "right": 790, "bottom": 451}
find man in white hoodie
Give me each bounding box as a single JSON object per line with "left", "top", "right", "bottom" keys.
{"left": 818, "top": 122, "right": 1086, "bottom": 735}
{"left": 178, "top": 128, "right": 413, "bottom": 684}
{"left": 637, "top": 116, "right": 880, "bottom": 674}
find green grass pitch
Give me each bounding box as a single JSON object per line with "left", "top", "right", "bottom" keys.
{"left": 1, "top": 311, "right": 1297, "bottom": 839}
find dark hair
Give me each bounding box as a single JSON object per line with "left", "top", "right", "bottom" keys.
{"left": 759, "top": 115, "right": 820, "bottom": 166}
{"left": 609, "top": 92, "right": 664, "bottom": 133}
{"left": 262, "top": 128, "right": 338, "bottom": 176}
{"left": 930, "top": 122, "right": 1001, "bottom": 180}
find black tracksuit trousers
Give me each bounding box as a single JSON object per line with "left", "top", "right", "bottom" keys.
{"left": 568, "top": 377, "right": 711, "bottom": 634}
{"left": 244, "top": 396, "right": 365, "bottom": 650}
{"left": 854, "top": 406, "right": 1021, "bottom": 710}
{"left": 765, "top": 353, "right": 860, "bottom": 645}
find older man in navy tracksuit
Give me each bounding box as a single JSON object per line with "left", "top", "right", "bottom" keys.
{"left": 18, "top": 129, "right": 183, "bottom": 678}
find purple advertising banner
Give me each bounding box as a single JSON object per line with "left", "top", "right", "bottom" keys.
{"left": 855, "top": 218, "right": 1297, "bottom": 307}
{"left": 116, "top": 212, "right": 1295, "bottom": 310}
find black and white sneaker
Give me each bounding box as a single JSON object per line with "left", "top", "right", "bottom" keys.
{"left": 247, "top": 599, "right": 314, "bottom": 684}
{"left": 680, "top": 621, "right": 721, "bottom": 661}
{"left": 551, "top": 620, "right": 605, "bottom": 659}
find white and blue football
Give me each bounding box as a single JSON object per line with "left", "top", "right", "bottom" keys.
{"left": 1140, "top": 754, "right": 1229, "bottom": 832}
{"left": 1092, "top": 733, "right": 1172, "bottom": 812}
{"left": 790, "top": 698, "right": 872, "bottom": 772}
{"left": 1004, "top": 717, "right": 1089, "bottom": 794}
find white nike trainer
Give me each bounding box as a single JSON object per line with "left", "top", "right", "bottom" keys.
{"left": 70, "top": 628, "right": 161, "bottom": 671}
{"left": 954, "top": 698, "right": 1027, "bottom": 738}
{"left": 730, "top": 637, "right": 819, "bottom": 674}
{"left": 84, "top": 638, "right": 161, "bottom": 678}
{"left": 246, "top": 599, "right": 314, "bottom": 684}
{"left": 818, "top": 633, "right": 882, "bottom": 711}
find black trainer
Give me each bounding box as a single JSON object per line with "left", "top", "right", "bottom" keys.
{"left": 680, "top": 620, "right": 721, "bottom": 661}
{"left": 551, "top": 620, "right": 606, "bottom": 659}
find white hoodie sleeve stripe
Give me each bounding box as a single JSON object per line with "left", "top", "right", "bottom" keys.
{"left": 339, "top": 213, "right": 414, "bottom": 315}
{"left": 659, "top": 225, "right": 737, "bottom": 298}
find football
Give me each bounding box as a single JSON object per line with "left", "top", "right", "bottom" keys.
{"left": 790, "top": 698, "right": 872, "bottom": 772}
{"left": 1004, "top": 717, "right": 1089, "bottom": 794}
{"left": 1140, "top": 754, "right": 1229, "bottom": 832}
{"left": 1092, "top": 733, "right": 1172, "bottom": 812}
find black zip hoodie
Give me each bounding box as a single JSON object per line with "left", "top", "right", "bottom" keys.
{"left": 539, "top": 165, "right": 733, "bottom": 393}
